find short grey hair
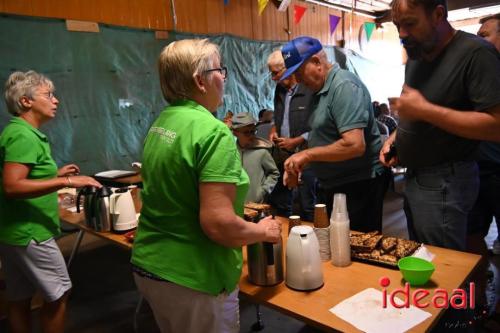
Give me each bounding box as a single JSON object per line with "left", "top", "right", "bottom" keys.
{"left": 267, "top": 50, "right": 284, "bottom": 68}
{"left": 158, "top": 39, "right": 221, "bottom": 103}
{"left": 479, "top": 13, "right": 500, "bottom": 29}
{"left": 4, "top": 70, "right": 54, "bottom": 116}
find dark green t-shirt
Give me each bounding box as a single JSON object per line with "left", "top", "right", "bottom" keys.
{"left": 0, "top": 117, "right": 59, "bottom": 245}
{"left": 131, "top": 100, "right": 249, "bottom": 296}
{"left": 397, "top": 31, "right": 500, "bottom": 168}
{"left": 308, "top": 64, "right": 384, "bottom": 187}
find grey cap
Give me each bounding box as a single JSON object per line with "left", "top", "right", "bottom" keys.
{"left": 231, "top": 112, "right": 257, "bottom": 129}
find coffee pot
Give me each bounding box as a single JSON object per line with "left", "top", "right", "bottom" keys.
{"left": 286, "top": 225, "right": 324, "bottom": 291}
{"left": 246, "top": 214, "right": 284, "bottom": 286}
{"left": 77, "top": 186, "right": 97, "bottom": 229}
{"left": 76, "top": 186, "right": 113, "bottom": 232}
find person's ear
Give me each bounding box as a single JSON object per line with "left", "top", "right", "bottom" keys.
{"left": 19, "top": 96, "right": 33, "bottom": 109}
{"left": 433, "top": 5, "right": 446, "bottom": 25}
{"left": 193, "top": 73, "right": 207, "bottom": 94}
{"left": 309, "top": 55, "right": 321, "bottom": 66}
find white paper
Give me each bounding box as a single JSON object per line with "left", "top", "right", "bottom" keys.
{"left": 330, "top": 288, "right": 431, "bottom": 333}
{"left": 94, "top": 170, "right": 137, "bottom": 178}
{"left": 412, "top": 246, "right": 435, "bottom": 262}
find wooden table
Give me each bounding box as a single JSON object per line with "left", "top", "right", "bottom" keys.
{"left": 239, "top": 217, "right": 481, "bottom": 332}
{"left": 60, "top": 210, "right": 481, "bottom": 332}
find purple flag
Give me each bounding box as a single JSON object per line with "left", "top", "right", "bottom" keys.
{"left": 329, "top": 15, "right": 340, "bottom": 35}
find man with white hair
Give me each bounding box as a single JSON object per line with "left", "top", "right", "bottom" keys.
{"left": 266, "top": 50, "right": 316, "bottom": 221}
{"left": 280, "top": 36, "right": 389, "bottom": 233}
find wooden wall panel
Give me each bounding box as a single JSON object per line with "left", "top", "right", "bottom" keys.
{"left": 223, "top": 0, "right": 253, "bottom": 38}
{"left": 205, "top": 0, "right": 225, "bottom": 35}
{"left": 174, "top": 0, "right": 208, "bottom": 34}
{"left": 0, "top": 0, "right": 371, "bottom": 44}
{"left": 250, "top": 0, "right": 290, "bottom": 41}
{"left": 2, "top": 0, "right": 32, "bottom": 15}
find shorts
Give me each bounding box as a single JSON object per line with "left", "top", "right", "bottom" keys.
{"left": 0, "top": 238, "right": 72, "bottom": 302}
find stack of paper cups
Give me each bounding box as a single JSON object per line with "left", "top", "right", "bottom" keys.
{"left": 314, "top": 204, "right": 331, "bottom": 261}
{"left": 288, "top": 215, "right": 301, "bottom": 235}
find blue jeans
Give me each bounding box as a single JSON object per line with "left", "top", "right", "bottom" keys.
{"left": 404, "top": 161, "right": 479, "bottom": 251}
{"left": 317, "top": 169, "right": 390, "bottom": 232}
{"left": 467, "top": 161, "right": 500, "bottom": 239}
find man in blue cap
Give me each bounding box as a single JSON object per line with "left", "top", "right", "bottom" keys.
{"left": 280, "top": 36, "right": 389, "bottom": 232}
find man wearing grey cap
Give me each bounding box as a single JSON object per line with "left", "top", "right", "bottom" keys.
{"left": 280, "top": 36, "right": 389, "bottom": 233}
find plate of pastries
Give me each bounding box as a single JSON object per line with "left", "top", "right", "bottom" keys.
{"left": 350, "top": 231, "right": 422, "bottom": 267}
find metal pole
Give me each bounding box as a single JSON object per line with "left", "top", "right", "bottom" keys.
{"left": 170, "top": 0, "right": 177, "bottom": 30}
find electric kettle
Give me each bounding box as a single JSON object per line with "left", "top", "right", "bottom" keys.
{"left": 286, "top": 225, "right": 324, "bottom": 291}
{"left": 109, "top": 188, "right": 137, "bottom": 232}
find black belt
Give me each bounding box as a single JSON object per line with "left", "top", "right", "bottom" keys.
{"left": 132, "top": 265, "right": 170, "bottom": 282}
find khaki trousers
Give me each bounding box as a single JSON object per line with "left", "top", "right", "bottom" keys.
{"left": 133, "top": 273, "right": 239, "bottom": 333}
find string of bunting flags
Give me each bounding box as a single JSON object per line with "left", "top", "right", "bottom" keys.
{"left": 222, "top": 0, "right": 375, "bottom": 41}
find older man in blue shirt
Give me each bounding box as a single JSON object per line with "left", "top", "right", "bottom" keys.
{"left": 281, "top": 36, "right": 389, "bottom": 232}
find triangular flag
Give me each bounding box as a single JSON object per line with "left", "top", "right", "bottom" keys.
{"left": 329, "top": 14, "right": 340, "bottom": 35}
{"left": 364, "top": 22, "right": 376, "bottom": 41}
{"left": 224, "top": 0, "right": 229, "bottom": 5}
{"left": 278, "top": 0, "right": 291, "bottom": 12}
{"left": 294, "top": 5, "right": 307, "bottom": 24}
{"left": 258, "top": 0, "right": 269, "bottom": 15}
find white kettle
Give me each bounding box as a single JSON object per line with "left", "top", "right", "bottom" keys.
{"left": 109, "top": 188, "right": 137, "bottom": 232}
{"left": 286, "top": 225, "right": 324, "bottom": 291}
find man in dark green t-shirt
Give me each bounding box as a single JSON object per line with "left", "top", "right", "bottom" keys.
{"left": 380, "top": 0, "right": 500, "bottom": 251}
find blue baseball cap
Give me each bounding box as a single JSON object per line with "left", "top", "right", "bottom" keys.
{"left": 280, "top": 36, "right": 323, "bottom": 81}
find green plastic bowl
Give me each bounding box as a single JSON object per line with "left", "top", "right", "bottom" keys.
{"left": 398, "top": 257, "right": 435, "bottom": 286}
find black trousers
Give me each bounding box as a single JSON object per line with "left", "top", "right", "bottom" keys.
{"left": 317, "top": 169, "right": 391, "bottom": 232}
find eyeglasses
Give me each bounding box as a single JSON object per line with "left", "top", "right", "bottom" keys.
{"left": 204, "top": 66, "right": 228, "bottom": 80}
{"left": 37, "top": 91, "right": 56, "bottom": 100}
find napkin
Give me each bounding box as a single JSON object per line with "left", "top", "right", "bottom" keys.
{"left": 412, "top": 246, "right": 435, "bottom": 262}
{"left": 330, "top": 288, "right": 431, "bottom": 333}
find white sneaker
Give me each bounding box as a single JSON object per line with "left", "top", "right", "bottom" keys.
{"left": 492, "top": 240, "right": 500, "bottom": 255}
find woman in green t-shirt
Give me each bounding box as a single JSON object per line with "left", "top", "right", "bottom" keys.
{"left": 131, "top": 39, "right": 282, "bottom": 333}
{"left": 0, "top": 71, "right": 101, "bottom": 333}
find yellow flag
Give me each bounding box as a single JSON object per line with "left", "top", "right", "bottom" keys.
{"left": 258, "top": 0, "right": 269, "bottom": 16}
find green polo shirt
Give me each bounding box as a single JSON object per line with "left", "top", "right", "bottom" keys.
{"left": 131, "top": 100, "right": 249, "bottom": 296}
{"left": 308, "top": 64, "right": 384, "bottom": 187}
{"left": 0, "top": 117, "right": 60, "bottom": 245}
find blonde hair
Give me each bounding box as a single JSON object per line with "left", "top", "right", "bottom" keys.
{"left": 4, "top": 71, "right": 54, "bottom": 116}
{"left": 158, "top": 39, "right": 221, "bottom": 103}
{"left": 267, "top": 50, "right": 284, "bottom": 68}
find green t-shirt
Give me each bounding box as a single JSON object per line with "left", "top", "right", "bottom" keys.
{"left": 308, "top": 64, "right": 384, "bottom": 187}
{"left": 0, "top": 117, "right": 60, "bottom": 245}
{"left": 131, "top": 100, "right": 249, "bottom": 296}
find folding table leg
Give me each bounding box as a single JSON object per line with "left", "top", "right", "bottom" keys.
{"left": 133, "top": 295, "right": 144, "bottom": 333}
{"left": 67, "top": 230, "right": 85, "bottom": 268}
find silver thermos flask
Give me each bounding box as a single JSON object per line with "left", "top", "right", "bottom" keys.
{"left": 246, "top": 213, "right": 284, "bottom": 286}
